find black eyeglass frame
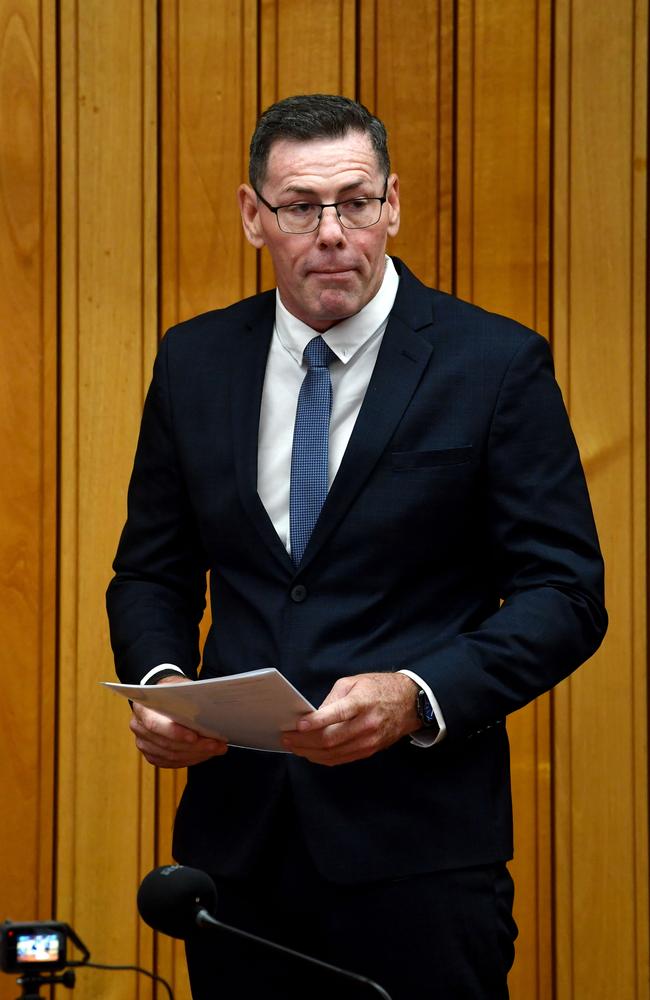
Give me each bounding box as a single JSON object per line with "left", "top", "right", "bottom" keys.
{"left": 253, "top": 180, "right": 389, "bottom": 234}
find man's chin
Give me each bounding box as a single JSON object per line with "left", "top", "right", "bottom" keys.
{"left": 312, "top": 289, "right": 365, "bottom": 325}
{"left": 282, "top": 285, "right": 368, "bottom": 329}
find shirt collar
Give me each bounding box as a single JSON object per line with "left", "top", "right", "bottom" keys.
{"left": 275, "top": 256, "right": 400, "bottom": 367}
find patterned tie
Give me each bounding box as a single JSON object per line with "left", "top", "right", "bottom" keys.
{"left": 289, "top": 335, "right": 335, "bottom": 565}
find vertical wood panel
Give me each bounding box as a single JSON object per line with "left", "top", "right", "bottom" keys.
{"left": 259, "top": 0, "right": 356, "bottom": 108}
{"left": 552, "top": 1, "right": 649, "bottom": 997}
{"left": 455, "top": 3, "right": 552, "bottom": 997}
{"left": 58, "top": 2, "right": 158, "bottom": 997}
{"left": 456, "top": 0, "right": 550, "bottom": 327}
{"left": 359, "top": 0, "right": 453, "bottom": 291}
{"left": 0, "top": 1, "right": 56, "bottom": 975}
{"left": 162, "top": 0, "right": 258, "bottom": 324}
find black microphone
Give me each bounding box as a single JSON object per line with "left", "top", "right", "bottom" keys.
{"left": 137, "top": 865, "right": 217, "bottom": 939}
{"left": 138, "top": 865, "right": 393, "bottom": 999}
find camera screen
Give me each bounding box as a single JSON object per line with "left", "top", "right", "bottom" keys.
{"left": 16, "top": 933, "right": 61, "bottom": 964}
{"left": 0, "top": 922, "right": 68, "bottom": 974}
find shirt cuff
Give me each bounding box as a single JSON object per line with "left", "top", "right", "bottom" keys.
{"left": 398, "top": 669, "right": 447, "bottom": 746}
{"left": 140, "top": 663, "right": 187, "bottom": 686}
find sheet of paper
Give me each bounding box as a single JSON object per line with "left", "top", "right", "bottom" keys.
{"left": 103, "top": 668, "right": 315, "bottom": 753}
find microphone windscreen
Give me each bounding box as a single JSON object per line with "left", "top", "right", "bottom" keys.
{"left": 137, "top": 865, "right": 218, "bottom": 939}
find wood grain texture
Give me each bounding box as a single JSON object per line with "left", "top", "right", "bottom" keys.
{"left": 455, "top": 3, "right": 552, "bottom": 996}
{"left": 0, "top": 2, "right": 56, "bottom": 977}
{"left": 161, "top": 0, "right": 258, "bottom": 324}
{"left": 57, "top": 2, "right": 159, "bottom": 997}
{"left": 456, "top": 0, "right": 550, "bottom": 327}
{"left": 552, "top": 1, "right": 649, "bottom": 997}
{"left": 259, "top": 0, "right": 356, "bottom": 108}
{"left": 359, "top": 0, "right": 453, "bottom": 291}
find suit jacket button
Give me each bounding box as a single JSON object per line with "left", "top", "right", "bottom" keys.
{"left": 290, "top": 584, "right": 308, "bottom": 603}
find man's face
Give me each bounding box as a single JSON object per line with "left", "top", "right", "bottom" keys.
{"left": 238, "top": 132, "right": 400, "bottom": 331}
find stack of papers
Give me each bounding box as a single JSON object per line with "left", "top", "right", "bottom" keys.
{"left": 103, "top": 668, "right": 314, "bottom": 753}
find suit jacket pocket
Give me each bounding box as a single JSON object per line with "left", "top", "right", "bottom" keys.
{"left": 391, "top": 446, "right": 474, "bottom": 470}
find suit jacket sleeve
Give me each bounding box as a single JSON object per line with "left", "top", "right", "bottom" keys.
{"left": 412, "top": 329, "right": 607, "bottom": 737}
{"left": 106, "top": 332, "right": 208, "bottom": 683}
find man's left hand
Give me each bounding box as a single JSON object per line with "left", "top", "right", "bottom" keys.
{"left": 282, "top": 672, "right": 420, "bottom": 766}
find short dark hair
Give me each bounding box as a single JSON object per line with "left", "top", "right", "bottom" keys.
{"left": 248, "top": 94, "right": 390, "bottom": 190}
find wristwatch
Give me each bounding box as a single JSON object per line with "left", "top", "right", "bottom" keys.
{"left": 416, "top": 688, "right": 439, "bottom": 733}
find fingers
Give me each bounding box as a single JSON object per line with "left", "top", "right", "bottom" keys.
{"left": 318, "top": 675, "right": 357, "bottom": 709}
{"left": 282, "top": 672, "right": 419, "bottom": 766}
{"left": 131, "top": 700, "right": 203, "bottom": 744}
{"left": 130, "top": 704, "right": 227, "bottom": 768}
{"left": 281, "top": 679, "right": 362, "bottom": 760}
{"left": 283, "top": 723, "right": 380, "bottom": 765}
{"left": 297, "top": 693, "right": 359, "bottom": 733}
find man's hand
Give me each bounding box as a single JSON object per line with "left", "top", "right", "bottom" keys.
{"left": 281, "top": 672, "right": 420, "bottom": 766}
{"left": 129, "top": 676, "right": 228, "bottom": 768}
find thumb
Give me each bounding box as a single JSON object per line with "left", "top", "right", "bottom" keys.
{"left": 319, "top": 675, "right": 358, "bottom": 708}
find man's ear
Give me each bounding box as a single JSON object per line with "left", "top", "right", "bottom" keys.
{"left": 238, "top": 184, "right": 266, "bottom": 248}
{"left": 386, "top": 174, "right": 400, "bottom": 239}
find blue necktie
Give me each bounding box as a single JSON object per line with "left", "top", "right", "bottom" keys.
{"left": 290, "top": 335, "right": 335, "bottom": 565}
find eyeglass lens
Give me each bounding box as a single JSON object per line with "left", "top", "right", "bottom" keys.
{"left": 277, "top": 198, "right": 383, "bottom": 233}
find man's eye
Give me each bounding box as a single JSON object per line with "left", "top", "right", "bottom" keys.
{"left": 343, "top": 199, "right": 370, "bottom": 212}
{"left": 285, "top": 202, "right": 315, "bottom": 216}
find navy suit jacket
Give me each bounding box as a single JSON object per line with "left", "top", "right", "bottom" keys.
{"left": 107, "top": 258, "right": 606, "bottom": 882}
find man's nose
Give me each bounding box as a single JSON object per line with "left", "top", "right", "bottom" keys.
{"left": 316, "top": 206, "right": 346, "bottom": 245}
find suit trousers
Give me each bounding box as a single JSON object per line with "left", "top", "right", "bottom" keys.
{"left": 184, "top": 786, "right": 517, "bottom": 1000}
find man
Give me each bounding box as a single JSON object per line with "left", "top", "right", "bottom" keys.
{"left": 107, "top": 94, "right": 606, "bottom": 999}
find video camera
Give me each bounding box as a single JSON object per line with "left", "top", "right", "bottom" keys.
{"left": 0, "top": 922, "right": 70, "bottom": 975}
{"left": 0, "top": 921, "right": 89, "bottom": 998}
{"left": 0, "top": 917, "right": 172, "bottom": 1000}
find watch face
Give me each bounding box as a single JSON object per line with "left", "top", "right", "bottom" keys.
{"left": 417, "top": 689, "right": 435, "bottom": 725}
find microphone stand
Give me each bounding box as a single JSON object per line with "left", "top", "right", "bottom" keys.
{"left": 194, "top": 907, "right": 393, "bottom": 1000}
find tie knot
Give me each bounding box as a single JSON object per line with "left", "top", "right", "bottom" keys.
{"left": 303, "top": 335, "right": 334, "bottom": 370}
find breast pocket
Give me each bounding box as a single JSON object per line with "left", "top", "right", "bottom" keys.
{"left": 391, "top": 445, "right": 474, "bottom": 470}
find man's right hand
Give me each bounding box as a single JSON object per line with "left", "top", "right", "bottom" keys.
{"left": 129, "top": 676, "right": 228, "bottom": 768}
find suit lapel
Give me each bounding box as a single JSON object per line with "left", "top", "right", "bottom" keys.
{"left": 230, "top": 292, "right": 296, "bottom": 575}
{"left": 299, "top": 264, "right": 435, "bottom": 571}
{"left": 229, "top": 263, "right": 436, "bottom": 576}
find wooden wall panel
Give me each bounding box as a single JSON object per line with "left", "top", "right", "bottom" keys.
{"left": 552, "top": 1, "right": 649, "bottom": 997}
{"left": 57, "top": 2, "right": 159, "bottom": 997}
{"left": 456, "top": 0, "right": 550, "bottom": 324}
{"left": 0, "top": 1, "right": 56, "bottom": 979}
{"left": 359, "top": 0, "right": 454, "bottom": 291}
{"left": 161, "top": 0, "right": 258, "bottom": 326}
{"left": 455, "top": 3, "right": 552, "bottom": 997}
{"left": 260, "top": 0, "right": 356, "bottom": 103}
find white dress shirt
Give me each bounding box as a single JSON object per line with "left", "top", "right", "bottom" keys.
{"left": 144, "top": 257, "right": 446, "bottom": 745}
{"left": 257, "top": 258, "right": 398, "bottom": 550}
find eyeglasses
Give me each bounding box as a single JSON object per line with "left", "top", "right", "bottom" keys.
{"left": 254, "top": 181, "right": 388, "bottom": 234}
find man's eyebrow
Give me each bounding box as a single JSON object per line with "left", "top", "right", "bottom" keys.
{"left": 280, "top": 179, "right": 375, "bottom": 199}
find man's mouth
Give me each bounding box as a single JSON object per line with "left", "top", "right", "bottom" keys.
{"left": 308, "top": 266, "right": 356, "bottom": 276}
